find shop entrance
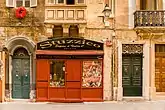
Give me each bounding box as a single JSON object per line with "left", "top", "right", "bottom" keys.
{"left": 50, "top": 60, "right": 81, "bottom": 100}
{"left": 66, "top": 60, "right": 81, "bottom": 100}
{"left": 36, "top": 37, "right": 104, "bottom": 102}
{"left": 122, "top": 54, "right": 142, "bottom": 96}
{"left": 12, "top": 48, "right": 30, "bottom": 99}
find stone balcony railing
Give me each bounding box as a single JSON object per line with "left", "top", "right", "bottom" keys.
{"left": 134, "top": 10, "right": 165, "bottom": 28}
{"left": 44, "top": 5, "right": 87, "bottom": 24}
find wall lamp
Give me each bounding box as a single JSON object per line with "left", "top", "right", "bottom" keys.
{"left": 102, "top": 4, "right": 111, "bottom": 26}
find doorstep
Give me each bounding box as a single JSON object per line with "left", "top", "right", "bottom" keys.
{"left": 122, "top": 97, "right": 145, "bottom": 102}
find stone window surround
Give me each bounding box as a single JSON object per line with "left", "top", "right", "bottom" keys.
{"left": 117, "top": 40, "right": 150, "bottom": 101}
{"left": 45, "top": 24, "right": 86, "bottom": 37}
{"left": 6, "top": 0, "right": 37, "bottom": 8}
{"left": 45, "top": 0, "right": 86, "bottom": 5}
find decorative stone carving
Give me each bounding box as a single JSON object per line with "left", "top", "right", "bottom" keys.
{"left": 62, "top": 24, "right": 70, "bottom": 33}
{"left": 78, "top": 24, "right": 86, "bottom": 34}
{"left": 122, "top": 44, "right": 143, "bottom": 54}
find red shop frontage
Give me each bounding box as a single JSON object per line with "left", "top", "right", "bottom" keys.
{"left": 36, "top": 37, "right": 104, "bottom": 102}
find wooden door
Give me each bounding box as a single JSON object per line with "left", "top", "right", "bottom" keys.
{"left": 155, "top": 54, "right": 165, "bottom": 92}
{"left": 12, "top": 59, "right": 22, "bottom": 98}
{"left": 122, "top": 54, "right": 142, "bottom": 96}
{"left": 66, "top": 60, "right": 81, "bottom": 100}
{"left": 12, "top": 58, "right": 30, "bottom": 99}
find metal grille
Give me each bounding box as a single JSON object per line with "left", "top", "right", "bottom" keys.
{"left": 122, "top": 44, "right": 143, "bottom": 54}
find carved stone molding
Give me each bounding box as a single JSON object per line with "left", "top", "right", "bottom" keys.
{"left": 78, "top": 24, "right": 86, "bottom": 34}
{"left": 122, "top": 44, "right": 143, "bottom": 54}
{"left": 62, "top": 24, "right": 70, "bottom": 33}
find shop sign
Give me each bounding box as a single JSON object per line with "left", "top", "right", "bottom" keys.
{"left": 37, "top": 37, "right": 103, "bottom": 50}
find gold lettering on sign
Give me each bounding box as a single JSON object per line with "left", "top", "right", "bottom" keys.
{"left": 39, "top": 39, "right": 102, "bottom": 49}
{"left": 40, "top": 41, "right": 52, "bottom": 49}
{"left": 93, "top": 44, "right": 101, "bottom": 48}
{"left": 66, "top": 40, "right": 74, "bottom": 44}
{"left": 74, "top": 40, "right": 82, "bottom": 44}
{"left": 86, "top": 41, "right": 93, "bottom": 46}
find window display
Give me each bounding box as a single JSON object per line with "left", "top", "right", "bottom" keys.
{"left": 50, "top": 61, "right": 65, "bottom": 87}
{"left": 82, "top": 60, "right": 102, "bottom": 87}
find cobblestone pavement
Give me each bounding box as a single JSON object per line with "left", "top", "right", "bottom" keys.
{"left": 0, "top": 100, "right": 165, "bottom": 110}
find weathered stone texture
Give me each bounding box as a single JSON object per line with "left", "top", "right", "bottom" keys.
{"left": 115, "top": 0, "right": 129, "bottom": 29}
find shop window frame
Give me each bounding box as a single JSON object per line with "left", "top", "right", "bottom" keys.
{"left": 49, "top": 60, "right": 66, "bottom": 88}
{"left": 82, "top": 59, "right": 103, "bottom": 88}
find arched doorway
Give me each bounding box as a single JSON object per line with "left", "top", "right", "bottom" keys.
{"left": 12, "top": 47, "right": 30, "bottom": 99}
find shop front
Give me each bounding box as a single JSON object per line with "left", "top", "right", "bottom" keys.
{"left": 36, "top": 37, "right": 104, "bottom": 102}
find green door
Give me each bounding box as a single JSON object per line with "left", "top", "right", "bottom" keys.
{"left": 122, "top": 54, "right": 142, "bottom": 96}
{"left": 12, "top": 58, "right": 30, "bottom": 99}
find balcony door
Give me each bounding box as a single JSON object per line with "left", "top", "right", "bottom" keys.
{"left": 140, "top": 0, "right": 162, "bottom": 10}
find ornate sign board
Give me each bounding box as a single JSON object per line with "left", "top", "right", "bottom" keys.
{"left": 37, "top": 37, "right": 103, "bottom": 50}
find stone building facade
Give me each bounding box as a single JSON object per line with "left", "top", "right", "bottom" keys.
{"left": 0, "top": 0, "right": 114, "bottom": 102}
{"left": 113, "top": 0, "right": 165, "bottom": 101}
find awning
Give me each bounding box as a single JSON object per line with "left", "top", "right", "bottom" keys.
{"left": 36, "top": 50, "right": 104, "bottom": 55}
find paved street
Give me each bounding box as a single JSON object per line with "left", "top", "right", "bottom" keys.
{"left": 0, "top": 100, "right": 165, "bottom": 110}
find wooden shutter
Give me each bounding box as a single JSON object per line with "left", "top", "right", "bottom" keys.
{"left": 30, "top": 0, "right": 37, "bottom": 7}
{"left": 6, "top": 0, "right": 14, "bottom": 7}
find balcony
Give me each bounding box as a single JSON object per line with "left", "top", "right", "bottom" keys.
{"left": 134, "top": 10, "right": 165, "bottom": 28}
{"left": 44, "top": 6, "right": 87, "bottom": 24}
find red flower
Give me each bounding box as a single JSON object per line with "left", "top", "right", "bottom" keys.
{"left": 15, "top": 7, "right": 27, "bottom": 19}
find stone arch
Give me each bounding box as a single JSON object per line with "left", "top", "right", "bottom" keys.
{"left": 5, "top": 36, "right": 35, "bottom": 54}
{"left": 4, "top": 36, "right": 36, "bottom": 100}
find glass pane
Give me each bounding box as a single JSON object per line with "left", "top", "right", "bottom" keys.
{"left": 25, "top": 0, "right": 30, "bottom": 7}
{"left": 82, "top": 60, "right": 102, "bottom": 87}
{"left": 58, "top": 0, "right": 64, "bottom": 3}
{"left": 16, "top": 0, "right": 23, "bottom": 7}
{"left": 78, "top": 0, "right": 84, "bottom": 3}
{"left": 66, "top": 0, "right": 75, "bottom": 5}
{"left": 8, "top": 0, "right": 14, "bottom": 6}
{"left": 50, "top": 61, "right": 65, "bottom": 87}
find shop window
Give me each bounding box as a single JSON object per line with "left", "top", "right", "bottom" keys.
{"left": 6, "top": 0, "right": 37, "bottom": 7}
{"left": 50, "top": 61, "right": 65, "bottom": 87}
{"left": 82, "top": 60, "right": 102, "bottom": 87}
{"left": 53, "top": 25, "right": 63, "bottom": 37}
{"left": 69, "top": 25, "right": 79, "bottom": 37}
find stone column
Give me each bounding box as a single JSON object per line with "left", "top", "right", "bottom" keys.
{"left": 2, "top": 51, "right": 5, "bottom": 102}
{"left": 103, "top": 41, "right": 112, "bottom": 101}
{"left": 78, "top": 24, "right": 86, "bottom": 37}
{"left": 62, "top": 24, "right": 70, "bottom": 37}
{"left": 150, "top": 40, "right": 156, "bottom": 100}
{"left": 143, "top": 40, "right": 150, "bottom": 100}
{"left": 45, "top": 24, "right": 54, "bottom": 38}
{"left": 128, "top": 0, "right": 136, "bottom": 28}
{"left": 117, "top": 40, "right": 122, "bottom": 101}
{"left": 163, "top": 0, "right": 165, "bottom": 9}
